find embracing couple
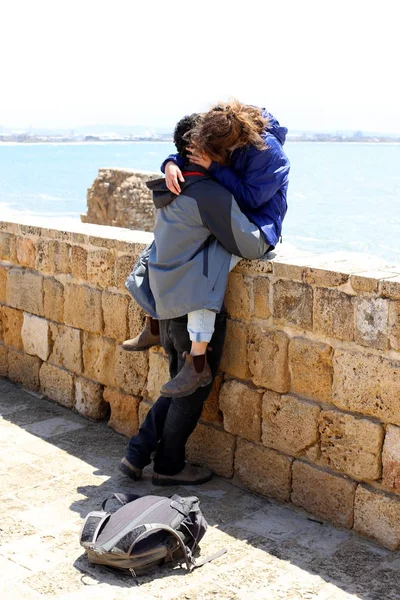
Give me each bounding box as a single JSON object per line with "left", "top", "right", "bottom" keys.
{"left": 118, "top": 100, "right": 290, "bottom": 486}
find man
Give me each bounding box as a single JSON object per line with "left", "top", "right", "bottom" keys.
{"left": 119, "top": 114, "right": 269, "bottom": 486}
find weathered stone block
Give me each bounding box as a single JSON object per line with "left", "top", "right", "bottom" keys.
{"left": 8, "top": 348, "right": 41, "bottom": 391}
{"left": 35, "top": 238, "right": 52, "bottom": 273}
{"left": 350, "top": 270, "right": 396, "bottom": 294}
{"left": 116, "top": 254, "right": 137, "bottom": 290}
{"left": 304, "top": 267, "right": 348, "bottom": 288}
{"left": 16, "top": 237, "right": 36, "bottom": 268}
{"left": 21, "top": 313, "right": 50, "bottom": 360}
{"left": 292, "top": 461, "right": 356, "bottom": 528}
{"left": 220, "top": 380, "right": 262, "bottom": 443}
{"left": 262, "top": 392, "right": 320, "bottom": 456}
{"left": 146, "top": 351, "right": 170, "bottom": 402}
{"left": 0, "top": 343, "right": 7, "bottom": 376}
{"left": 313, "top": 288, "right": 354, "bottom": 341}
{"left": 382, "top": 425, "right": 400, "bottom": 494}
{"left": 0, "top": 306, "right": 24, "bottom": 349}
{"left": 64, "top": 284, "right": 103, "bottom": 334}
{"left": 380, "top": 276, "right": 400, "bottom": 300}
{"left": 82, "top": 332, "right": 115, "bottom": 386}
{"left": 87, "top": 247, "right": 115, "bottom": 288}
{"left": 128, "top": 301, "right": 146, "bottom": 339}
{"left": 319, "top": 410, "right": 383, "bottom": 480}
{"left": 201, "top": 374, "right": 223, "bottom": 424}
{"left": 0, "top": 232, "right": 15, "bottom": 261}
{"left": 75, "top": 376, "right": 107, "bottom": 420}
{"left": 220, "top": 320, "right": 249, "bottom": 380}
{"left": 48, "top": 323, "right": 82, "bottom": 373}
{"left": 248, "top": 326, "right": 290, "bottom": 392}
{"left": 187, "top": 423, "right": 236, "bottom": 478}
{"left": 354, "top": 485, "right": 400, "bottom": 550}
{"left": 43, "top": 277, "right": 64, "bottom": 323}
{"left": 225, "top": 273, "right": 251, "bottom": 319}
{"left": 139, "top": 399, "right": 152, "bottom": 426}
{"left": 102, "top": 291, "right": 129, "bottom": 341}
{"left": 50, "top": 240, "right": 71, "bottom": 274}
{"left": 389, "top": 301, "right": 400, "bottom": 351}
{"left": 0, "top": 265, "right": 8, "bottom": 302}
{"left": 272, "top": 262, "right": 304, "bottom": 281}
{"left": 40, "top": 363, "right": 74, "bottom": 408}
{"left": 235, "top": 439, "right": 292, "bottom": 502}
{"left": 6, "top": 268, "right": 44, "bottom": 316}
{"left": 355, "top": 297, "right": 389, "bottom": 350}
{"left": 289, "top": 337, "right": 333, "bottom": 403}
{"left": 253, "top": 277, "right": 271, "bottom": 319}
{"left": 333, "top": 349, "right": 400, "bottom": 425}
{"left": 104, "top": 386, "right": 140, "bottom": 437}
{"left": 115, "top": 345, "right": 148, "bottom": 395}
{"left": 272, "top": 279, "right": 313, "bottom": 330}
{"left": 71, "top": 246, "right": 88, "bottom": 280}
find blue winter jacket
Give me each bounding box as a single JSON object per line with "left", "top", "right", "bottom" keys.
{"left": 161, "top": 109, "right": 290, "bottom": 248}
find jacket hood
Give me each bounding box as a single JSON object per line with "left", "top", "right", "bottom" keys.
{"left": 262, "top": 108, "right": 288, "bottom": 145}
{"left": 146, "top": 164, "right": 210, "bottom": 208}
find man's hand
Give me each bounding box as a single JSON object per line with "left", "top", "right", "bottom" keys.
{"left": 187, "top": 148, "right": 212, "bottom": 170}
{"left": 165, "top": 161, "right": 185, "bottom": 195}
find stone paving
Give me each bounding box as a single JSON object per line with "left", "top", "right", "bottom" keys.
{"left": 1, "top": 377, "right": 399, "bottom": 600}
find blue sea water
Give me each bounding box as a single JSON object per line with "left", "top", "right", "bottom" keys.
{"left": 0, "top": 141, "right": 399, "bottom": 264}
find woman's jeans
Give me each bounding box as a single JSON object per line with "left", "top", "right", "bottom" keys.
{"left": 187, "top": 255, "right": 242, "bottom": 343}
{"left": 125, "top": 311, "right": 227, "bottom": 476}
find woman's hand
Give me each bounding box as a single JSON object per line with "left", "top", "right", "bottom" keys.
{"left": 165, "top": 161, "right": 185, "bottom": 194}
{"left": 187, "top": 148, "right": 212, "bottom": 170}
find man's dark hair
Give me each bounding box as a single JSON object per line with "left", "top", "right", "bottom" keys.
{"left": 173, "top": 113, "right": 200, "bottom": 158}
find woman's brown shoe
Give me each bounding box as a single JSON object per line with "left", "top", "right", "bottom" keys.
{"left": 121, "top": 317, "right": 160, "bottom": 351}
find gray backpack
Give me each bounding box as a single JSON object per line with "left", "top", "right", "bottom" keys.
{"left": 80, "top": 493, "right": 225, "bottom": 576}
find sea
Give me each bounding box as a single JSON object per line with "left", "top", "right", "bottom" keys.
{"left": 1, "top": 141, "right": 400, "bottom": 265}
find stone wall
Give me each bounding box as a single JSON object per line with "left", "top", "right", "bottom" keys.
{"left": 1, "top": 218, "right": 400, "bottom": 550}
{"left": 81, "top": 168, "right": 158, "bottom": 231}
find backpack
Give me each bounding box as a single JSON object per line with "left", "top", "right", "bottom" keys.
{"left": 79, "top": 492, "right": 226, "bottom": 576}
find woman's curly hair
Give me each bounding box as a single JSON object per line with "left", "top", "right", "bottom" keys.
{"left": 190, "top": 99, "right": 270, "bottom": 164}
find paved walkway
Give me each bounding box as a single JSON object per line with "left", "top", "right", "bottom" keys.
{"left": 0, "top": 377, "right": 399, "bottom": 600}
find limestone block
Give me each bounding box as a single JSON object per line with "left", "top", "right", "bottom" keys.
{"left": 82, "top": 332, "right": 115, "bottom": 386}
{"left": 304, "top": 267, "right": 349, "bottom": 288}
{"left": 43, "top": 277, "right": 64, "bottom": 323}
{"left": 6, "top": 268, "right": 44, "bottom": 316}
{"left": 350, "top": 270, "right": 397, "bottom": 294}
{"left": 262, "top": 392, "right": 320, "bottom": 456}
{"left": 355, "top": 297, "right": 389, "bottom": 350}
{"left": 313, "top": 288, "right": 354, "bottom": 341}
{"left": 319, "top": 410, "right": 384, "bottom": 480}
{"left": 201, "top": 374, "right": 223, "bottom": 424}
{"left": 289, "top": 337, "right": 333, "bottom": 403}
{"left": 380, "top": 276, "right": 400, "bottom": 300}
{"left": 389, "top": 301, "right": 400, "bottom": 351}
{"left": 291, "top": 461, "right": 356, "bottom": 528}
{"left": 146, "top": 351, "right": 170, "bottom": 402}
{"left": 16, "top": 237, "right": 36, "bottom": 268}
{"left": 48, "top": 323, "right": 82, "bottom": 373}
{"left": 39, "top": 363, "right": 74, "bottom": 408}
{"left": 35, "top": 239, "right": 51, "bottom": 273}
{"left": 102, "top": 291, "right": 129, "bottom": 341}
{"left": 116, "top": 254, "right": 137, "bottom": 290}
{"left": 234, "top": 439, "right": 292, "bottom": 502}
{"left": 64, "top": 284, "right": 103, "bottom": 334}
{"left": 50, "top": 241, "right": 71, "bottom": 274}
{"left": 382, "top": 425, "right": 400, "bottom": 494}
{"left": 225, "top": 273, "right": 251, "bottom": 319}
{"left": 21, "top": 313, "right": 50, "bottom": 360}
{"left": 272, "top": 279, "right": 313, "bottom": 330}
{"left": 139, "top": 400, "right": 152, "bottom": 426}
{"left": 354, "top": 485, "right": 400, "bottom": 550}
{"left": 0, "top": 265, "right": 8, "bottom": 302}
{"left": 71, "top": 246, "right": 88, "bottom": 280}
{"left": 115, "top": 345, "right": 148, "bottom": 395}
{"left": 220, "top": 320, "right": 249, "bottom": 380}
{"left": 87, "top": 247, "right": 115, "bottom": 288}
{"left": 75, "top": 376, "right": 107, "bottom": 420}
{"left": 219, "top": 379, "right": 262, "bottom": 443}
{"left": 104, "top": 386, "right": 140, "bottom": 437}
{"left": 0, "top": 232, "right": 15, "bottom": 261}
{"left": 253, "top": 277, "right": 271, "bottom": 319}
{"left": 248, "top": 326, "right": 290, "bottom": 393}
{"left": 272, "top": 262, "right": 305, "bottom": 281}
{"left": 333, "top": 349, "right": 400, "bottom": 425}
{"left": 128, "top": 300, "right": 146, "bottom": 339}
{"left": 7, "top": 348, "right": 41, "bottom": 391}
{"left": 0, "top": 343, "right": 7, "bottom": 376}
{"left": 187, "top": 423, "right": 236, "bottom": 478}
{"left": 0, "top": 306, "right": 24, "bottom": 349}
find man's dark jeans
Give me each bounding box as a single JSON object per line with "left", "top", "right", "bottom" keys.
{"left": 126, "top": 312, "right": 226, "bottom": 476}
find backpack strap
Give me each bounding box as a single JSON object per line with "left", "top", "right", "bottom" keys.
{"left": 192, "top": 547, "right": 227, "bottom": 568}
{"left": 80, "top": 511, "right": 110, "bottom": 548}
{"left": 127, "top": 522, "right": 193, "bottom": 571}
{"left": 101, "top": 493, "right": 142, "bottom": 511}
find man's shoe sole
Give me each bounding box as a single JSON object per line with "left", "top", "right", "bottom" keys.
{"left": 161, "top": 374, "right": 213, "bottom": 398}
{"left": 118, "top": 461, "right": 142, "bottom": 481}
{"left": 151, "top": 472, "right": 213, "bottom": 486}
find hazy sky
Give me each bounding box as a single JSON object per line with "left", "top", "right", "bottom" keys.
{"left": 2, "top": 0, "right": 399, "bottom": 132}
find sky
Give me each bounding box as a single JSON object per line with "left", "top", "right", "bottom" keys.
{"left": 1, "top": 0, "right": 400, "bottom": 133}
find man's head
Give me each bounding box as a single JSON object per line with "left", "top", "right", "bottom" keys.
{"left": 173, "top": 113, "right": 201, "bottom": 158}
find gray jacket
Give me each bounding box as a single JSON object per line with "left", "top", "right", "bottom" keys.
{"left": 126, "top": 167, "right": 269, "bottom": 320}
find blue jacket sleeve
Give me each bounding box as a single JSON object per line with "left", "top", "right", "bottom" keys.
{"left": 160, "top": 153, "right": 186, "bottom": 173}
{"left": 208, "top": 140, "right": 290, "bottom": 212}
